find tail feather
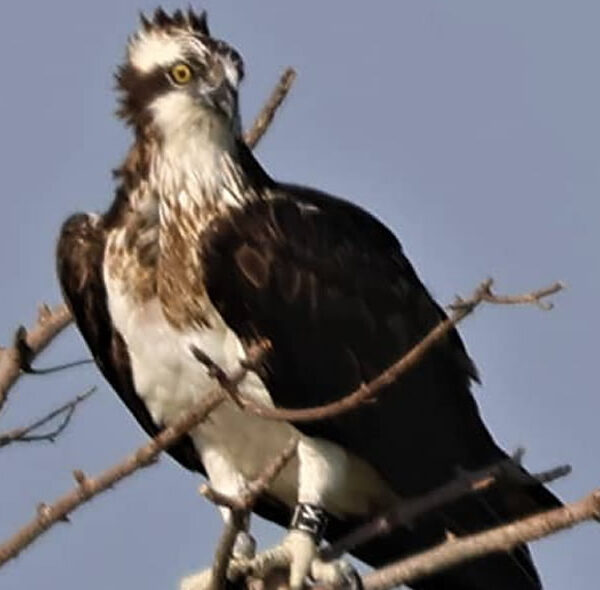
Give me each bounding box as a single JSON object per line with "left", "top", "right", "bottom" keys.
{"left": 340, "top": 478, "right": 561, "bottom": 590}
{"left": 254, "top": 463, "right": 562, "bottom": 589}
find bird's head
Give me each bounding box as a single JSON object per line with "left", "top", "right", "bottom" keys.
{"left": 116, "top": 8, "right": 244, "bottom": 140}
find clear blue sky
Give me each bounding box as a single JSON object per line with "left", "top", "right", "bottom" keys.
{"left": 0, "top": 2, "right": 597, "bottom": 589}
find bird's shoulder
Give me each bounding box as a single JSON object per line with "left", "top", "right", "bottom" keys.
{"left": 204, "top": 182, "right": 415, "bottom": 302}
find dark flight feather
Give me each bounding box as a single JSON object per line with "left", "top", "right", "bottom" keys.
{"left": 200, "top": 162, "right": 561, "bottom": 589}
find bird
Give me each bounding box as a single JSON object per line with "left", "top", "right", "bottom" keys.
{"left": 57, "top": 8, "right": 561, "bottom": 590}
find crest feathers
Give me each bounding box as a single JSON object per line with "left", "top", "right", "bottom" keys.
{"left": 188, "top": 7, "right": 209, "bottom": 35}
{"left": 137, "top": 6, "right": 210, "bottom": 36}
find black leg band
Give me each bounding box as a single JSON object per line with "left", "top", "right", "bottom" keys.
{"left": 290, "top": 503, "right": 328, "bottom": 543}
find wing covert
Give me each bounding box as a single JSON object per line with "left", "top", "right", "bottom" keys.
{"left": 203, "top": 185, "right": 494, "bottom": 494}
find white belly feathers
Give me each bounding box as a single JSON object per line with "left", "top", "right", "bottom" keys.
{"left": 104, "top": 263, "right": 396, "bottom": 518}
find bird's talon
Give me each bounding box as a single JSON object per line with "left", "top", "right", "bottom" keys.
{"left": 310, "top": 558, "right": 362, "bottom": 590}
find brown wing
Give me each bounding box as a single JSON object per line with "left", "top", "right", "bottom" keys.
{"left": 56, "top": 212, "right": 203, "bottom": 472}
{"left": 203, "top": 182, "right": 561, "bottom": 589}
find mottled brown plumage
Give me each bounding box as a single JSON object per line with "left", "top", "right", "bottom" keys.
{"left": 57, "top": 212, "right": 203, "bottom": 472}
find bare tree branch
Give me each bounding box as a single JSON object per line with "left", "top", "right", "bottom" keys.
{"left": 0, "top": 304, "right": 72, "bottom": 414}
{"left": 20, "top": 357, "right": 94, "bottom": 376}
{"left": 0, "top": 390, "right": 225, "bottom": 567}
{"left": 190, "top": 340, "right": 271, "bottom": 411}
{"left": 194, "top": 279, "right": 564, "bottom": 424}
{"left": 360, "top": 489, "right": 600, "bottom": 590}
{"left": 0, "top": 343, "right": 267, "bottom": 567}
{"left": 184, "top": 449, "right": 571, "bottom": 590}
{"left": 179, "top": 279, "right": 568, "bottom": 590}
{"left": 211, "top": 511, "right": 248, "bottom": 590}
{"left": 200, "top": 437, "right": 298, "bottom": 513}
{"left": 449, "top": 281, "right": 565, "bottom": 311}
{"left": 244, "top": 68, "right": 297, "bottom": 149}
{"left": 321, "top": 453, "right": 571, "bottom": 561}
{"left": 204, "top": 438, "right": 298, "bottom": 590}
{"left": 0, "top": 387, "right": 96, "bottom": 448}
{"left": 184, "top": 486, "right": 598, "bottom": 590}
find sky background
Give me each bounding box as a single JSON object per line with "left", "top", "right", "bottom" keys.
{"left": 0, "top": 1, "right": 598, "bottom": 589}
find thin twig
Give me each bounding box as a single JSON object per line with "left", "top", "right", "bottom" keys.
{"left": 0, "top": 387, "right": 96, "bottom": 448}
{"left": 244, "top": 68, "right": 297, "bottom": 149}
{"left": 244, "top": 438, "right": 298, "bottom": 506}
{"left": 21, "top": 358, "right": 94, "bottom": 376}
{"left": 181, "top": 279, "right": 564, "bottom": 590}
{"left": 321, "top": 455, "right": 571, "bottom": 561}
{"left": 361, "top": 489, "right": 600, "bottom": 590}
{"left": 0, "top": 304, "right": 72, "bottom": 414}
{"left": 200, "top": 437, "right": 298, "bottom": 512}
{"left": 0, "top": 391, "right": 225, "bottom": 567}
{"left": 191, "top": 339, "right": 272, "bottom": 410}
{"left": 211, "top": 511, "right": 247, "bottom": 590}
{"left": 0, "top": 343, "right": 268, "bottom": 567}
{"left": 191, "top": 347, "right": 245, "bottom": 409}
{"left": 449, "top": 280, "right": 565, "bottom": 312}
{"left": 200, "top": 438, "right": 298, "bottom": 590}
{"left": 200, "top": 486, "right": 248, "bottom": 513}
{"left": 221, "top": 279, "right": 564, "bottom": 423}
{"left": 12, "top": 325, "right": 90, "bottom": 375}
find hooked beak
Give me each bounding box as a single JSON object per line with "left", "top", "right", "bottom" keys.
{"left": 195, "top": 78, "right": 238, "bottom": 121}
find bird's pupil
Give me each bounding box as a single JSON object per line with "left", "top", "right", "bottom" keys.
{"left": 172, "top": 65, "right": 190, "bottom": 82}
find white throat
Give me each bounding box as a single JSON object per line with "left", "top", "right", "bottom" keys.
{"left": 152, "top": 116, "right": 236, "bottom": 195}
{"left": 143, "top": 118, "right": 251, "bottom": 232}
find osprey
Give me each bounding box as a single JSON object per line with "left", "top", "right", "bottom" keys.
{"left": 57, "top": 9, "right": 560, "bottom": 590}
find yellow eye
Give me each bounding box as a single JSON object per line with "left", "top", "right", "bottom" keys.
{"left": 169, "top": 63, "right": 193, "bottom": 85}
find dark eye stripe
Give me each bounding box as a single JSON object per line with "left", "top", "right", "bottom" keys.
{"left": 116, "top": 64, "right": 172, "bottom": 126}
{"left": 116, "top": 37, "right": 245, "bottom": 128}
